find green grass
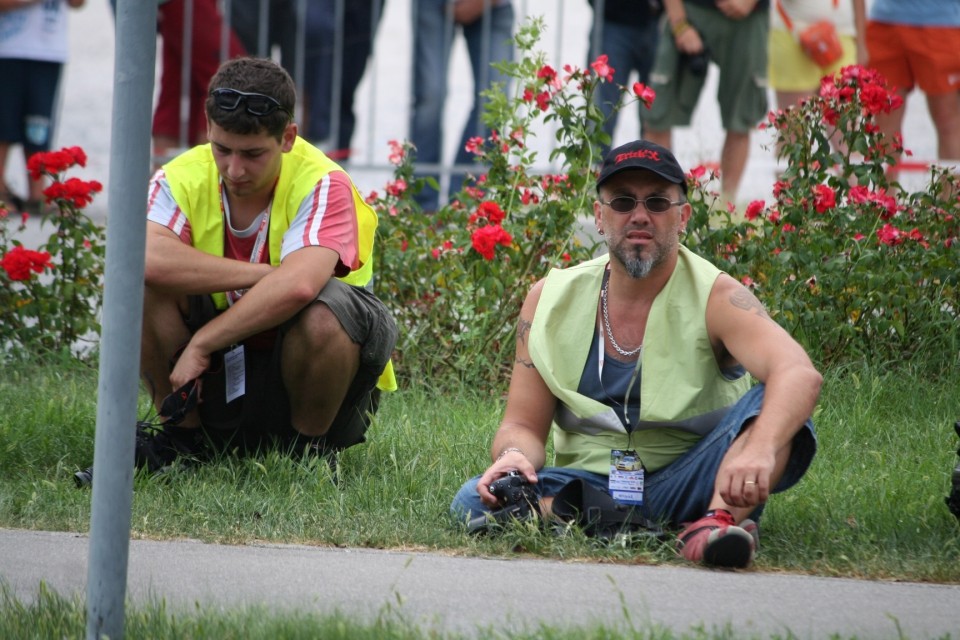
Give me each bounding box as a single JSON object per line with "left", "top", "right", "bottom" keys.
{"left": 1, "top": 361, "right": 959, "bottom": 577}
{"left": 2, "top": 583, "right": 942, "bottom": 640}
{"left": 1, "top": 360, "right": 960, "bottom": 637}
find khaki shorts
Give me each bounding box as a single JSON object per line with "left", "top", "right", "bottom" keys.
{"left": 866, "top": 21, "right": 960, "bottom": 96}
{"left": 645, "top": 4, "right": 769, "bottom": 133}
{"left": 768, "top": 27, "right": 858, "bottom": 92}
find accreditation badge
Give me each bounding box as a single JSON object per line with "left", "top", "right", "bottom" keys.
{"left": 224, "top": 345, "right": 245, "bottom": 403}
{"left": 608, "top": 448, "right": 645, "bottom": 505}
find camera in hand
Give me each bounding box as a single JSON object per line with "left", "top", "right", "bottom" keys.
{"left": 946, "top": 421, "right": 960, "bottom": 520}
{"left": 467, "top": 470, "right": 540, "bottom": 535}
{"left": 682, "top": 46, "right": 710, "bottom": 77}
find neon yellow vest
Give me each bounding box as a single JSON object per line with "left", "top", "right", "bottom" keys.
{"left": 164, "top": 137, "right": 396, "bottom": 391}
{"left": 529, "top": 247, "right": 749, "bottom": 473}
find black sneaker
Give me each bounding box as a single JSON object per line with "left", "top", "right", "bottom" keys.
{"left": 134, "top": 421, "right": 208, "bottom": 473}
{"left": 74, "top": 422, "right": 208, "bottom": 488}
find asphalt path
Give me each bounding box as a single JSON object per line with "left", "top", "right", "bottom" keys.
{"left": 2, "top": 528, "right": 959, "bottom": 639}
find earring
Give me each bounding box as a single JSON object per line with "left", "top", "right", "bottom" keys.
{"left": 597, "top": 228, "right": 604, "bottom": 235}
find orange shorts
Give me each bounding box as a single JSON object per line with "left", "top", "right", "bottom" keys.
{"left": 866, "top": 21, "right": 960, "bottom": 96}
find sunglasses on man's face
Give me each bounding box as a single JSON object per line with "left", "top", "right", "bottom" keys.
{"left": 211, "top": 88, "right": 291, "bottom": 117}
{"left": 599, "top": 195, "right": 685, "bottom": 214}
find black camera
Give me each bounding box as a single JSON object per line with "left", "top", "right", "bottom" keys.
{"left": 466, "top": 471, "right": 540, "bottom": 535}
{"left": 946, "top": 421, "right": 960, "bottom": 520}
{"left": 682, "top": 47, "right": 710, "bottom": 77}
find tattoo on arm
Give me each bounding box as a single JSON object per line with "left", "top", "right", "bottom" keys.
{"left": 515, "top": 318, "right": 535, "bottom": 368}
{"left": 729, "top": 288, "right": 772, "bottom": 320}
{"left": 517, "top": 318, "right": 531, "bottom": 345}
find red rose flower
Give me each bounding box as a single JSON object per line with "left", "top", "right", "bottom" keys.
{"left": 632, "top": 82, "right": 656, "bottom": 109}
{"left": 1, "top": 246, "right": 53, "bottom": 281}
{"left": 590, "top": 55, "right": 614, "bottom": 82}
{"left": 470, "top": 224, "right": 512, "bottom": 260}
{"left": 744, "top": 200, "right": 764, "bottom": 221}
{"left": 813, "top": 184, "right": 836, "bottom": 213}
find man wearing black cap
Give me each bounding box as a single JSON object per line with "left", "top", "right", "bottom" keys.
{"left": 451, "top": 140, "right": 821, "bottom": 569}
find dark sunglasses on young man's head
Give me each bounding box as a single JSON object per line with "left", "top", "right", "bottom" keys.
{"left": 599, "top": 195, "right": 685, "bottom": 214}
{"left": 211, "top": 88, "right": 291, "bottom": 117}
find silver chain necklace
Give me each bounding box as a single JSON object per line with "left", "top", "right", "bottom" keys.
{"left": 601, "top": 279, "right": 643, "bottom": 357}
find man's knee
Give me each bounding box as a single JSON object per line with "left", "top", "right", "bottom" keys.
{"left": 141, "top": 286, "right": 192, "bottom": 350}
{"left": 143, "top": 283, "right": 187, "bottom": 314}
{"left": 286, "top": 302, "right": 349, "bottom": 349}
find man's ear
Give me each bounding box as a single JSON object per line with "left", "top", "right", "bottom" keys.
{"left": 281, "top": 122, "right": 298, "bottom": 152}
{"left": 679, "top": 201, "right": 693, "bottom": 229}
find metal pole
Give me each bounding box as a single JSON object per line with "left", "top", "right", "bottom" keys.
{"left": 85, "top": 0, "right": 157, "bottom": 637}
{"left": 221, "top": 0, "right": 232, "bottom": 62}
{"left": 362, "top": 0, "right": 384, "bottom": 163}
{"left": 591, "top": 0, "right": 605, "bottom": 62}
{"left": 294, "top": 0, "right": 307, "bottom": 124}
{"left": 257, "top": 0, "right": 269, "bottom": 57}
{"left": 330, "top": 0, "right": 345, "bottom": 153}
{"left": 179, "top": 0, "right": 194, "bottom": 149}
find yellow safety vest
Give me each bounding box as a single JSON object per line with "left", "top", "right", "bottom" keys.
{"left": 164, "top": 137, "right": 396, "bottom": 390}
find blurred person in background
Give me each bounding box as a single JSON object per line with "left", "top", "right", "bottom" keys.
{"left": 0, "top": 0, "right": 85, "bottom": 216}
{"left": 302, "top": 0, "right": 387, "bottom": 162}
{"left": 409, "top": 0, "right": 515, "bottom": 211}
{"left": 586, "top": 0, "right": 663, "bottom": 155}
{"left": 769, "top": 0, "right": 866, "bottom": 110}
{"left": 865, "top": 0, "right": 960, "bottom": 180}
{"left": 644, "top": 0, "right": 770, "bottom": 206}
{"left": 152, "top": 0, "right": 248, "bottom": 161}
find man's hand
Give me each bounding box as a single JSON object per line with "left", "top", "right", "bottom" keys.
{"left": 716, "top": 0, "right": 757, "bottom": 20}
{"left": 716, "top": 438, "right": 777, "bottom": 509}
{"left": 476, "top": 450, "right": 538, "bottom": 507}
{"left": 448, "top": 0, "right": 501, "bottom": 25}
{"left": 169, "top": 340, "right": 210, "bottom": 401}
{"left": 674, "top": 25, "right": 705, "bottom": 55}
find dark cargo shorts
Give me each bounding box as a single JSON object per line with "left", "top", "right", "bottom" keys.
{"left": 181, "top": 278, "right": 397, "bottom": 456}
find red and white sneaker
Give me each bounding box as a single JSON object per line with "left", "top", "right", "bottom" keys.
{"left": 677, "top": 509, "right": 756, "bottom": 568}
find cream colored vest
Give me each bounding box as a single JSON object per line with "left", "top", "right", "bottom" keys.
{"left": 529, "top": 247, "right": 749, "bottom": 473}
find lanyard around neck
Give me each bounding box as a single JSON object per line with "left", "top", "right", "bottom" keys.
{"left": 597, "top": 288, "right": 644, "bottom": 433}
{"left": 221, "top": 181, "right": 272, "bottom": 306}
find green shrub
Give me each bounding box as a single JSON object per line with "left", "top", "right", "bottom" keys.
{"left": 370, "top": 18, "right": 649, "bottom": 388}
{"left": 684, "top": 66, "right": 959, "bottom": 370}
{"left": 371, "top": 24, "right": 959, "bottom": 387}
{"left": 0, "top": 147, "right": 105, "bottom": 360}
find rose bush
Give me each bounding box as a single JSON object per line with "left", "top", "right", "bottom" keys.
{"left": 0, "top": 146, "right": 105, "bottom": 359}
{"left": 370, "top": 19, "right": 662, "bottom": 389}
{"left": 373, "top": 25, "right": 956, "bottom": 389}
{"left": 372, "top": 22, "right": 958, "bottom": 390}
{"left": 684, "top": 66, "right": 958, "bottom": 369}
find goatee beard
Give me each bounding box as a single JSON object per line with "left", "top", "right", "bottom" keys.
{"left": 624, "top": 256, "right": 655, "bottom": 279}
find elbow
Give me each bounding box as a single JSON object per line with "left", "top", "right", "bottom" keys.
{"left": 801, "top": 363, "right": 824, "bottom": 401}
{"left": 143, "top": 256, "right": 168, "bottom": 289}
{"left": 287, "top": 278, "right": 325, "bottom": 310}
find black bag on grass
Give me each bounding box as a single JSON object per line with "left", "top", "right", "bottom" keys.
{"left": 946, "top": 421, "right": 960, "bottom": 521}
{"left": 551, "top": 479, "right": 665, "bottom": 540}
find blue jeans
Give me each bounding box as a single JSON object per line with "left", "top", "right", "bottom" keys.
{"left": 229, "top": 0, "right": 298, "bottom": 69}
{"left": 304, "top": 0, "right": 386, "bottom": 154}
{"left": 450, "top": 385, "right": 818, "bottom": 528}
{"left": 587, "top": 18, "right": 660, "bottom": 154}
{"left": 409, "top": 0, "right": 514, "bottom": 210}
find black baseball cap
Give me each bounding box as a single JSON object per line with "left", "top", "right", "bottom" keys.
{"left": 596, "top": 140, "right": 687, "bottom": 194}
